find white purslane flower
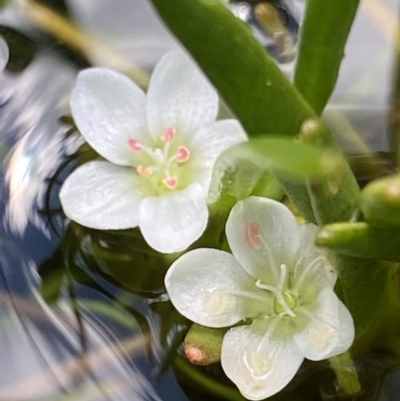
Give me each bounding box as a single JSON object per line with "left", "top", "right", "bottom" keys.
{"left": 165, "top": 197, "right": 355, "bottom": 400}
{"left": 59, "top": 50, "right": 247, "bottom": 253}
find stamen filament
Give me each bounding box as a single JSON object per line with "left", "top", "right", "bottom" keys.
{"left": 256, "top": 279, "right": 279, "bottom": 294}
{"left": 294, "top": 256, "right": 326, "bottom": 291}
{"left": 255, "top": 317, "right": 280, "bottom": 353}
{"left": 256, "top": 235, "right": 279, "bottom": 280}
{"left": 297, "top": 306, "right": 336, "bottom": 331}
{"left": 275, "top": 292, "right": 296, "bottom": 317}
{"left": 278, "top": 264, "right": 287, "bottom": 291}
{"left": 219, "top": 288, "right": 269, "bottom": 303}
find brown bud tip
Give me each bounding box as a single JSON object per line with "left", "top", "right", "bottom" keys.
{"left": 184, "top": 344, "right": 208, "bottom": 366}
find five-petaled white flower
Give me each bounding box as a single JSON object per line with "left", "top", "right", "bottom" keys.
{"left": 165, "top": 197, "right": 355, "bottom": 400}
{"left": 59, "top": 50, "right": 247, "bottom": 253}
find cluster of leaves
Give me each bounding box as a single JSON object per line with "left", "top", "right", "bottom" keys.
{"left": 144, "top": 0, "right": 400, "bottom": 397}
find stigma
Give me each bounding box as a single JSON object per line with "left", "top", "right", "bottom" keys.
{"left": 128, "top": 127, "right": 190, "bottom": 191}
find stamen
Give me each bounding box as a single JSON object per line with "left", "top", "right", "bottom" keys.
{"left": 255, "top": 279, "right": 279, "bottom": 294}
{"left": 208, "top": 289, "right": 268, "bottom": 318}
{"left": 244, "top": 318, "right": 279, "bottom": 379}
{"left": 221, "top": 287, "right": 269, "bottom": 303}
{"left": 246, "top": 223, "right": 261, "bottom": 250}
{"left": 128, "top": 138, "right": 142, "bottom": 152}
{"left": 256, "top": 235, "right": 279, "bottom": 281}
{"left": 176, "top": 146, "right": 191, "bottom": 163}
{"left": 161, "top": 127, "right": 176, "bottom": 143}
{"left": 162, "top": 176, "right": 179, "bottom": 189}
{"left": 277, "top": 264, "right": 287, "bottom": 291}
{"left": 275, "top": 292, "right": 296, "bottom": 317}
{"left": 293, "top": 256, "right": 326, "bottom": 291}
{"left": 137, "top": 165, "right": 153, "bottom": 178}
{"left": 297, "top": 306, "right": 335, "bottom": 351}
{"left": 253, "top": 318, "right": 279, "bottom": 354}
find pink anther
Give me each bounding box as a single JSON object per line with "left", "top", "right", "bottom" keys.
{"left": 162, "top": 176, "right": 179, "bottom": 190}
{"left": 137, "top": 165, "right": 152, "bottom": 178}
{"left": 246, "top": 223, "right": 262, "bottom": 250}
{"left": 176, "top": 146, "right": 191, "bottom": 163}
{"left": 161, "top": 127, "right": 176, "bottom": 143}
{"left": 128, "top": 138, "right": 142, "bottom": 152}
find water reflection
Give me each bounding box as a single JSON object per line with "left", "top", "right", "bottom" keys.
{"left": 0, "top": 7, "right": 188, "bottom": 400}
{"left": 0, "top": 35, "right": 8, "bottom": 70}
{"left": 229, "top": 1, "right": 301, "bottom": 67}
{"left": 0, "top": 240, "right": 164, "bottom": 401}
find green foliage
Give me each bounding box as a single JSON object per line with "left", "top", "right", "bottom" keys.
{"left": 208, "top": 142, "right": 283, "bottom": 212}
{"left": 299, "top": 119, "right": 360, "bottom": 224}
{"left": 294, "top": 0, "right": 360, "bottom": 115}
{"left": 149, "top": 0, "right": 314, "bottom": 137}
{"left": 240, "top": 137, "right": 343, "bottom": 179}
{"left": 318, "top": 222, "right": 400, "bottom": 262}
{"left": 149, "top": 0, "right": 383, "bottom": 343}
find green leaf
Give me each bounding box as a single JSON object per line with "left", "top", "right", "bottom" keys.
{"left": 317, "top": 222, "right": 400, "bottom": 262}
{"left": 238, "top": 137, "right": 343, "bottom": 179}
{"left": 333, "top": 254, "right": 387, "bottom": 346}
{"left": 294, "top": 0, "right": 360, "bottom": 115}
{"left": 148, "top": 0, "right": 361, "bottom": 225}
{"left": 149, "top": 0, "right": 315, "bottom": 137}
{"left": 298, "top": 120, "right": 383, "bottom": 342}
{"left": 208, "top": 142, "right": 283, "bottom": 212}
{"left": 300, "top": 119, "right": 360, "bottom": 224}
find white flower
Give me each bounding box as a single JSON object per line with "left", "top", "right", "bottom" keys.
{"left": 165, "top": 197, "right": 355, "bottom": 400}
{"left": 59, "top": 50, "right": 247, "bottom": 253}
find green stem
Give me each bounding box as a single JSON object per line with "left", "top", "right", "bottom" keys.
{"left": 294, "top": 0, "right": 360, "bottom": 115}
{"left": 329, "top": 352, "right": 361, "bottom": 396}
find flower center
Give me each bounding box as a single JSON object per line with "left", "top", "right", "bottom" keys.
{"left": 273, "top": 291, "right": 297, "bottom": 315}
{"left": 256, "top": 264, "right": 297, "bottom": 318}
{"left": 127, "top": 127, "right": 191, "bottom": 190}
{"left": 246, "top": 222, "right": 299, "bottom": 317}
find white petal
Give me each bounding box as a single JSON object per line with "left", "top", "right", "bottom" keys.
{"left": 0, "top": 36, "right": 9, "bottom": 71}
{"left": 226, "top": 197, "right": 300, "bottom": 285}
{"left": 60, "top": 161, "right": 145, "bottom": 229}
{"left": 146, "top": 50, "right": 219, "bottom": 140}
{"left": 190, "top": 119, "right": 248, "bottom": 190}
{"left": 293, "top": 224, "right": 337, "bottom": 293}
{"left": 221, "top": 323, "right": 304, "bottom": 400}
{"left": 294, "top": 288, "right": 354, "bottom": 361}
{"left": 165, "top": 248, "right": 268, "bottom": 327}
{"left": 323, "top": 298, "right": 355, "bottom": 359}
{"left": 70, "top": 68, "right": 147, "bottom": 166}
{"left": 138, "top": 183, "right": 208, "bottom": 253}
